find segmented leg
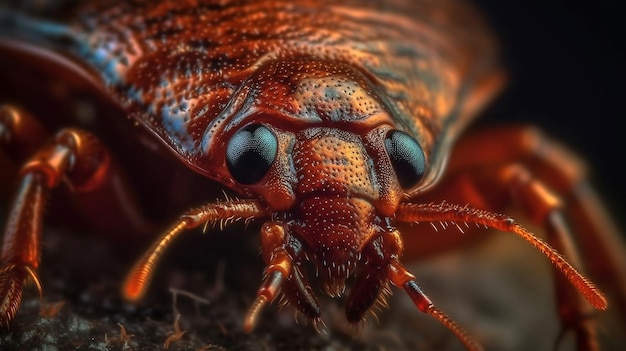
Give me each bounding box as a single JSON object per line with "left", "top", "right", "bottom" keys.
{"left": 1, "top": 103, "right": 154, "bottom": 236}
{"left": 0, "top": 125, "right": 110, "bottom": 325}
{"left": 501, "top": 164, "right": 599, "bottom": 350}
{"left": 388, "top": 261, "right": 484, "bottom": 351}
{"left": 244, "top": 222, "right": 293, "bottom": 331}
{"left": 448, "top": 126, "right": 626, "bottom": 311}
{"left": 248, "top": 221, "right": 323, "bottom": 331}
{"left": 383, "top": 229, "right": 483, "bottom": 351}
{"left": 403, "top": 125, "right": 623, "bottom": 351}
{"left": 1, "top": 103, "right": 157, "bottom": 325}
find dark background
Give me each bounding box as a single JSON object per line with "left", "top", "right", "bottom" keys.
{"left": 473, "top": 0, "right": 625, "bottom": 232}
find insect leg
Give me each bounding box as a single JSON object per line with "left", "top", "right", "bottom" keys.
{"left": 0, "top": 126, "right": 110, "bottom": 326}
{"left": 246, "top": 222, "right": 322, "bottom": 332}
{"left": 446, "top": 125, "right": 626, "bottom": 316}
{"left": 345, "top": 250, "right": 389, "bottom": 324}
{"left": 345, "top": 230, "right": 400, "bottom": 325}
{"left": 279, "top": 265, "right": 321, "bottom": 327}
{"left": 498, "top": 163, "right": 601, "bottom": 350}
{"left": 396, "top": 201, "right": 608, "bottom": 350}
{"left": 400, "top": 125, "right": 623, "bottom": 350}
{"left": 383, "top": 229, "right": 483, "bottom": 351}
{"left": 244, "top": 222, "right": 292, "bottom": 331}
{"left": 0, "top": 104, "right": 154, "bottom": 238}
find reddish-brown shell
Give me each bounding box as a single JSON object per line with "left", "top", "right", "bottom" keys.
{"left": 0, "top": 0, "right": 502, "bottom": 195}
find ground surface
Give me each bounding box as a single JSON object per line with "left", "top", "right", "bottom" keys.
{"left": 0, "top": 222, "right": 624, "bottom": 351}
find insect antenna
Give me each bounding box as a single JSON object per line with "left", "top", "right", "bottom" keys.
{"left": 122, "top": 200, "right": 267, "bottom": 302}
{"left": 123, "top": 219, "right": 188, "bottom": 301}
{"left": 396, "top": 202, "right": 608, "bottom": 310}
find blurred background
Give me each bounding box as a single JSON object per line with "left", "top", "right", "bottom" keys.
{"left": 474, "top": 0, "right": 625, "bottom": 231}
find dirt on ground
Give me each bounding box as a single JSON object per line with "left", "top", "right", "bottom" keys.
{"left": 0, "top": 221, "right": 624, "bottom": 351}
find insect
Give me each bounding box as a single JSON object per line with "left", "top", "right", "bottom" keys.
{"left": 1, "top": 0, "right": 624, "bottom": 350}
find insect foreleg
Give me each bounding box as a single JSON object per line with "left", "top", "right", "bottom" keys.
{"left": 407, "top": 125, "right": 626, "bottom": 350}
{"left": 0, "top": 125, "right": 111, "bottom": 326}
{"left": 244, "top": 222, "right": 293, "bottom": 332}
{"left": 381, "top": 230, "right": 483, "bottom": 351}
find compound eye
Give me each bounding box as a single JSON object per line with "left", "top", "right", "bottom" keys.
{"left": 226, "top": 124, "right": 278, "bottom": 185}
{"left": 384, "top": 130, "right": 426, "bottom": 189}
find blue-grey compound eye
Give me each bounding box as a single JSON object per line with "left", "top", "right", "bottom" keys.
{"left": 226, "top": 124, "right": 278, "bottom": 185}
{"left": 384, "top": 130, "right": 426, "bottom": 189}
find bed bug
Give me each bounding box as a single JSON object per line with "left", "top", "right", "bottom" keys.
{"left": 0, "top": 0, "right": 625, "bottom": 350}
